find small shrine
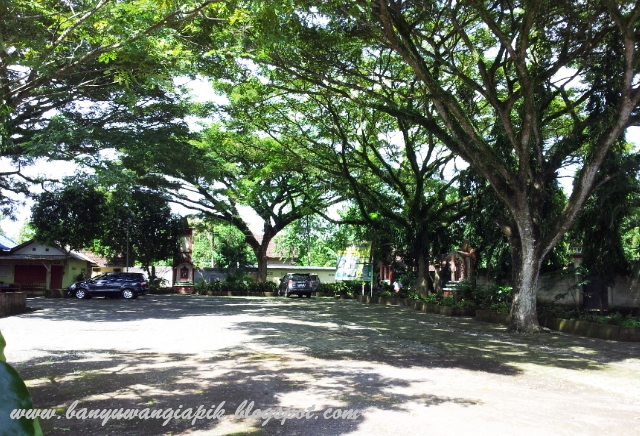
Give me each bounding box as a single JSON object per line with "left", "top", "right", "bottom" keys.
{"left": 437, "top": 240, "right": 478, "bottom": 294}
{"left": 173, "top": 219, "right": 195, "bottom": 294}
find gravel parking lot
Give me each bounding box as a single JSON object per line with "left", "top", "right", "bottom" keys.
{"left": 1, "top": 295, "right": 639, "bottom": 435}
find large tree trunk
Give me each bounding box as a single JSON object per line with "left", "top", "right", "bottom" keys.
{"left": 245, "top": 228, "right": 275, "bottom": 284}
{"left": 416, "top": 250, "right": 430, "bottom": 297}
{"left": 255, "top": 242, "right": 269, "bottom": 283}
{"left": 509, "top": 251, "right": 543, "bottom": 332}
{"left": 506, "top": 221, "right": 543, "bottom": 332}
{"left": 414, "top": 231, "right": 431, "bottom": 296}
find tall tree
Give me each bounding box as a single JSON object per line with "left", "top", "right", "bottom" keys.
{"left": 212, "top": 70, "right": 469, "bottom": 295}
{"left": 0, "top": 0, "right": 221, "bottom": 213}
{"left": 120, "top": 124, "right": 342, "bottom": 282}
{"left": 30, "top": 177, "right": 181, "bottom": 281}
{"left": 191, "top": 218, "right": 257, "bottom": 270}
{"left": 274, "top": 215, "right": 343, "bottom": 267}
{"left": 571, "top": 143, "right": 640, "bottom": 307}
{"left": 219, "top": 0, "right": 640, "bottom": 331}
{"left": 30, "top": 180, "right": 107, "bottom": 251}
{"left": 95, "top": 187, "right": 182, "bottom": 276}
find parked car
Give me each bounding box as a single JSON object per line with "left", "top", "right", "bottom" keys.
{"left": 310, "top": 274, "right": 321, "bottom": 292}
{"left": 67, "top": 272, "right": 149, "bottom": 299}
{"left": 278, "top": 273, "right": 313, "bottom": 298}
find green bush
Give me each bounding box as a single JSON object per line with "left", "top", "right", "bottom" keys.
{"left": 489, "top": 301, "right": 510, "bottom": 313}
{"left": 252, "top": 281, "right": 277, "bottom": 293}
{"left": 148, "top": 276, "right": 168, "bottom": 290}
{"left": 456, "top": 298, "right": 476, "bottom": 309}
{"left": 320, "top": 281, "right": 365, "bottom": 296}
{"left": 316, "top": 283, "right": 335, "bottom": 294}
{"left": 580, "top": 312, "right": 640, "bottom": 327}
{"left": 473, "top": 284, "right": 512, "bottom": 310}
{"left": 417, "top": 292, "right": 475, "bottom": 309}
{"left": 421, "top": 293, "right": 442, "bottom": 305}
{"left": 537, "top": 303, "right": 640, "bottom": 327}
{"left": 194, "top": 280, "right": 275, "bottom": 294}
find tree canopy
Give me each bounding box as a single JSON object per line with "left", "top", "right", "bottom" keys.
{"left": 10, "top": 1, "right": 640, "bottom": 332}
{"left": 30, "top": 178, "right": 181, "bottom": 274}
{"left": 211, "top": 0, "right": 640, "bottom": 331}
{"left": 117, "top": 121, "right": 342, "bottom": 282}
{"left": 1, "top": 0, "right": 221, "bottom": 214}
{"left": 30, "top": 180, "right": 107, "bottom": 252}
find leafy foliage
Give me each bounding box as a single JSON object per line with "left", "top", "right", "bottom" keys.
{"left": 1, "top": 0, "right": 220, "bottom": 215}
{"left": 538, "top": 304, "right": 640, "bottom": 327}
{"left": 223, "top": 0, "right": 640, "bottom": 331}
{"left": 30, "top": 177, "right": 181, "bottom": 270}
{"left": 119, "top": 121, "right": 341, "bottom": 281}
{"left": 30, "top": 181, "right": 108, "bottom": 251}
{"left": 93, "top": 187, "right": 182, "bottom": 270}
{"left": 191, "top": 218, "right": 257, "bottom": 269}
{"left": 571, "top": 144, "right": 640, "bottom": 285}
{"left": 0, "top": 331, "right": 42, "bottom": 436}
{"left": 274, "top": 215, "right": 357, "bottom": 267}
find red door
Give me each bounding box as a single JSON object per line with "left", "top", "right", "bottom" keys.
{"left": 14, "top": 265, "right": 47, "bottom": 283}
{"left": 51, "top": 266, "right": 64, "bottom": 289}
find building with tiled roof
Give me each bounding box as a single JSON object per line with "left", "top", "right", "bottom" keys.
{"left": 0, "top": 240, "right": 96, "bottom": 292}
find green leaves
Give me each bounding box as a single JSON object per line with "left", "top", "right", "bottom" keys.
{"left": 30, "top": 181, "right": 108, "bottom": 252}
{"left": 1, "top": 0, "right": 219, "bottom": 216}
{"left": 0, "top": 332, "right": 42, "bottom": 436}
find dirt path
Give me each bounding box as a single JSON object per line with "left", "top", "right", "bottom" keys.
{"left": 1, "top": 295, "right": 639, "bottom": 435}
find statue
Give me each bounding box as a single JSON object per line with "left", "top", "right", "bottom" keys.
{"left": 457, "top": 240, "right": 477, "bottom": 286}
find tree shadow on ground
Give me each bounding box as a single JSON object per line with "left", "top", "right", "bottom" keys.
{"left": 220, "top": 297, "right": 640, "bottom": 372}
{"left": 17, "top": 346, "right": 482, "bottom": 436}
{"left": 7, "top": 295, "right": 640, "bottom": 435}
{"left": 24, "top": 295, "right": 278, "bottom": 323}
{"left": 21, "top": 295, "right": 640, "bottom": 372}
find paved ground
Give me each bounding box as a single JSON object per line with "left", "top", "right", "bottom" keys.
{"left": 0, "top": 295, "right": 639, "bottom": 436}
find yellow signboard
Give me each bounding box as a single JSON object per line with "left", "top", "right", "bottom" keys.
{"left": 335, "top": 242, "right": 372, "bottom": 281}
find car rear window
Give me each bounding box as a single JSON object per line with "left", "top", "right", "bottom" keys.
{"left": 290, "top": 274, "right": 310, "bottom": 280}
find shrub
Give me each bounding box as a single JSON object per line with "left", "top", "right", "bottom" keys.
{"left": 148, "top": 276, "right": 168, "bottom": 290}
{"left": 325, "top": 281, "right": 364, "bottom": 296}
{"left": 316, "top": 283, "right": 335, "bottom": 294}
{"left": 421, "top": 293, "right": 442, "bottom": 305}
{"left": 473, "top": 284, "right": 512, "bottom": 310}
{"left": 580, "top": 312, "right": 640, "bottom": 327}
{"left": 251, "top": 281, "right": 277, "bottom": 293}
{"left": 537, "top": 303, "right": 640, "bottom": 327}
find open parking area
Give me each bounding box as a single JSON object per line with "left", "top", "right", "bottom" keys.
{"left": 1, "top": 295, "right": 639, "bottom": 435}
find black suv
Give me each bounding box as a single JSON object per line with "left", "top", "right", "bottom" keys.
{"left": 278, "top": 273, "right": 313, "bottom": 298}
{"left": 68, "top": 272, "right": 149, "bottom": 300}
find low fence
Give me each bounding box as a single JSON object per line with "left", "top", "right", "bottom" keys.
{"left": 0, "top": 292, "right": 27, "bottom": 317}
{"left": 477, "top": 273, "right": 640, "bottom": 309}
{"left": 356, "top": 296, "right": 639, "bottom": 342}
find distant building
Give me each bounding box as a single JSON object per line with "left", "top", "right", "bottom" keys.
{"left": 0, "top": 240, "right": 95, "bottom": 293}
